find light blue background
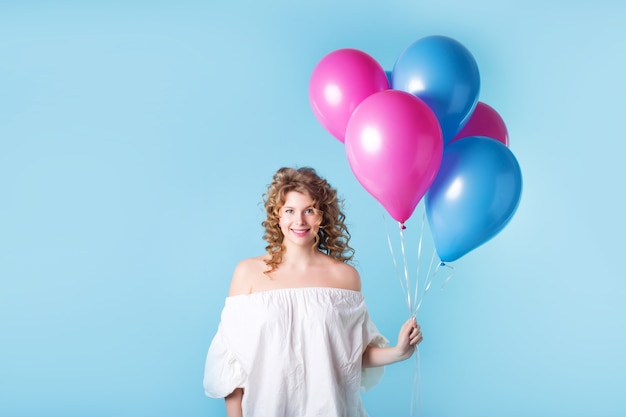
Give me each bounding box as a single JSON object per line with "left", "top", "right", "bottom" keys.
{"left": 1, "top": 1, "right": 624, "bottom": 416}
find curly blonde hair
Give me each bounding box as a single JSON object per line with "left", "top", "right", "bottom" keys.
{"left": 262, "top": 167, "right": 354, "bottom": 273}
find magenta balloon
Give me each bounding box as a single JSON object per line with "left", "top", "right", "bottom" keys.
{"left": 309, "top": 49, "right": 389, "bottom": 143}
{"left": 450, "top": 102, "right": 509, "bottom": 146}
{"left": 345, "top": 90, "right": 443, "bottom": 224}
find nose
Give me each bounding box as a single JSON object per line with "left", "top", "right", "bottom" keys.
{"left": 295, "top": 212, "right": 306, "bottom": 225}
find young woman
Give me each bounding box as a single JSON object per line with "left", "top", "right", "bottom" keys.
{"left": 204, "top": 167, "right": 422, "bottom": 417}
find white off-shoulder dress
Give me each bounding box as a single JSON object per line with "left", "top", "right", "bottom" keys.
{"left": 203, "top": 287, "right": 389, "bottom": 417}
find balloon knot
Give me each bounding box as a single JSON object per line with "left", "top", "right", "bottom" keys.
{"left": 400, "top": 223, "right": 406, "bottom": 230}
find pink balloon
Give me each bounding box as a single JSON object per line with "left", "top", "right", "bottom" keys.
{"left": 450, "top": 101, "right": 509, "bottom": 146}
{"left": 345, "top": 90, "right": 443, "bottom": 224}
{"left": 309, "top": 49, "right": 389, "bottom": 143}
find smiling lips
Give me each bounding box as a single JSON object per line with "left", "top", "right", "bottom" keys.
{"left": 291, "top": 228, "right": 310, "bottom": 237}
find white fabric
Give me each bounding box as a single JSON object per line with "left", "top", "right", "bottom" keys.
{"left": 203, "top": 287, "right": 389, "bottom": 417}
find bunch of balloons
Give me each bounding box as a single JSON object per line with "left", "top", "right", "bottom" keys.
{"left": 309, "top": 35, "right": 522, "bottom": 263}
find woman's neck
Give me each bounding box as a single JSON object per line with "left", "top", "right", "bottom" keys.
{"left": 280, "top": 245, "right": 323, "bottom": 268}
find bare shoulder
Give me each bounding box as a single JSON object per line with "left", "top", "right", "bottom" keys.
{"left": 228, "top": 256, "right": 268, "bottom": 296}
{"left": 330, "top": 260, "right": 362, "bottom": 292}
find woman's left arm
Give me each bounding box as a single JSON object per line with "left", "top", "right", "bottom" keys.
{"left": 362, "top": 317, "right": 423, "bottom": 368}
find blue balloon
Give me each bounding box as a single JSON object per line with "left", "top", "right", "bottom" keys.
{"left": 425, "top": 136, "right": 522, "bottom": 262}
{"left": 392, "top": 36, "right": 480, "bottom": 145}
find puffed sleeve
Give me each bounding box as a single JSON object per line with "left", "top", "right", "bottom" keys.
{"left": 203, "top": 323, "right": 247, "bottom": 398}
{"left": 360, "top": 313, "right": 390, "bottom": 392}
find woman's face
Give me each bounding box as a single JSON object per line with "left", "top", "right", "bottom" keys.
{"left": 278, "top": 191, "right": 321, "bottom": 247}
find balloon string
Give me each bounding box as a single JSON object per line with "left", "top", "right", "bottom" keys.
{"left": 409, "top": 346, "right": 422, "bottom": 417}
{"left": 398, "top": 222, "right": 412, "bottom": 316}
{"left": 381, "top": 212, "right": 434, "bottom": 417}
{"left": 382, "top": 211, "right": 455, "bottom": 417}
{"left": 438, "top": 261, "right": 456, "bottom": 289}
{"left": 383, "top": 214, "right": 408, "bottom": 305}
{"left": 401, "top": 218, "right": 420, "bottom": 417}
{"left": 422, "top": 248, "right": 439, "bottom": 296}
{"left": 412, "top": 208, "right": 426, "bottom": 316}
